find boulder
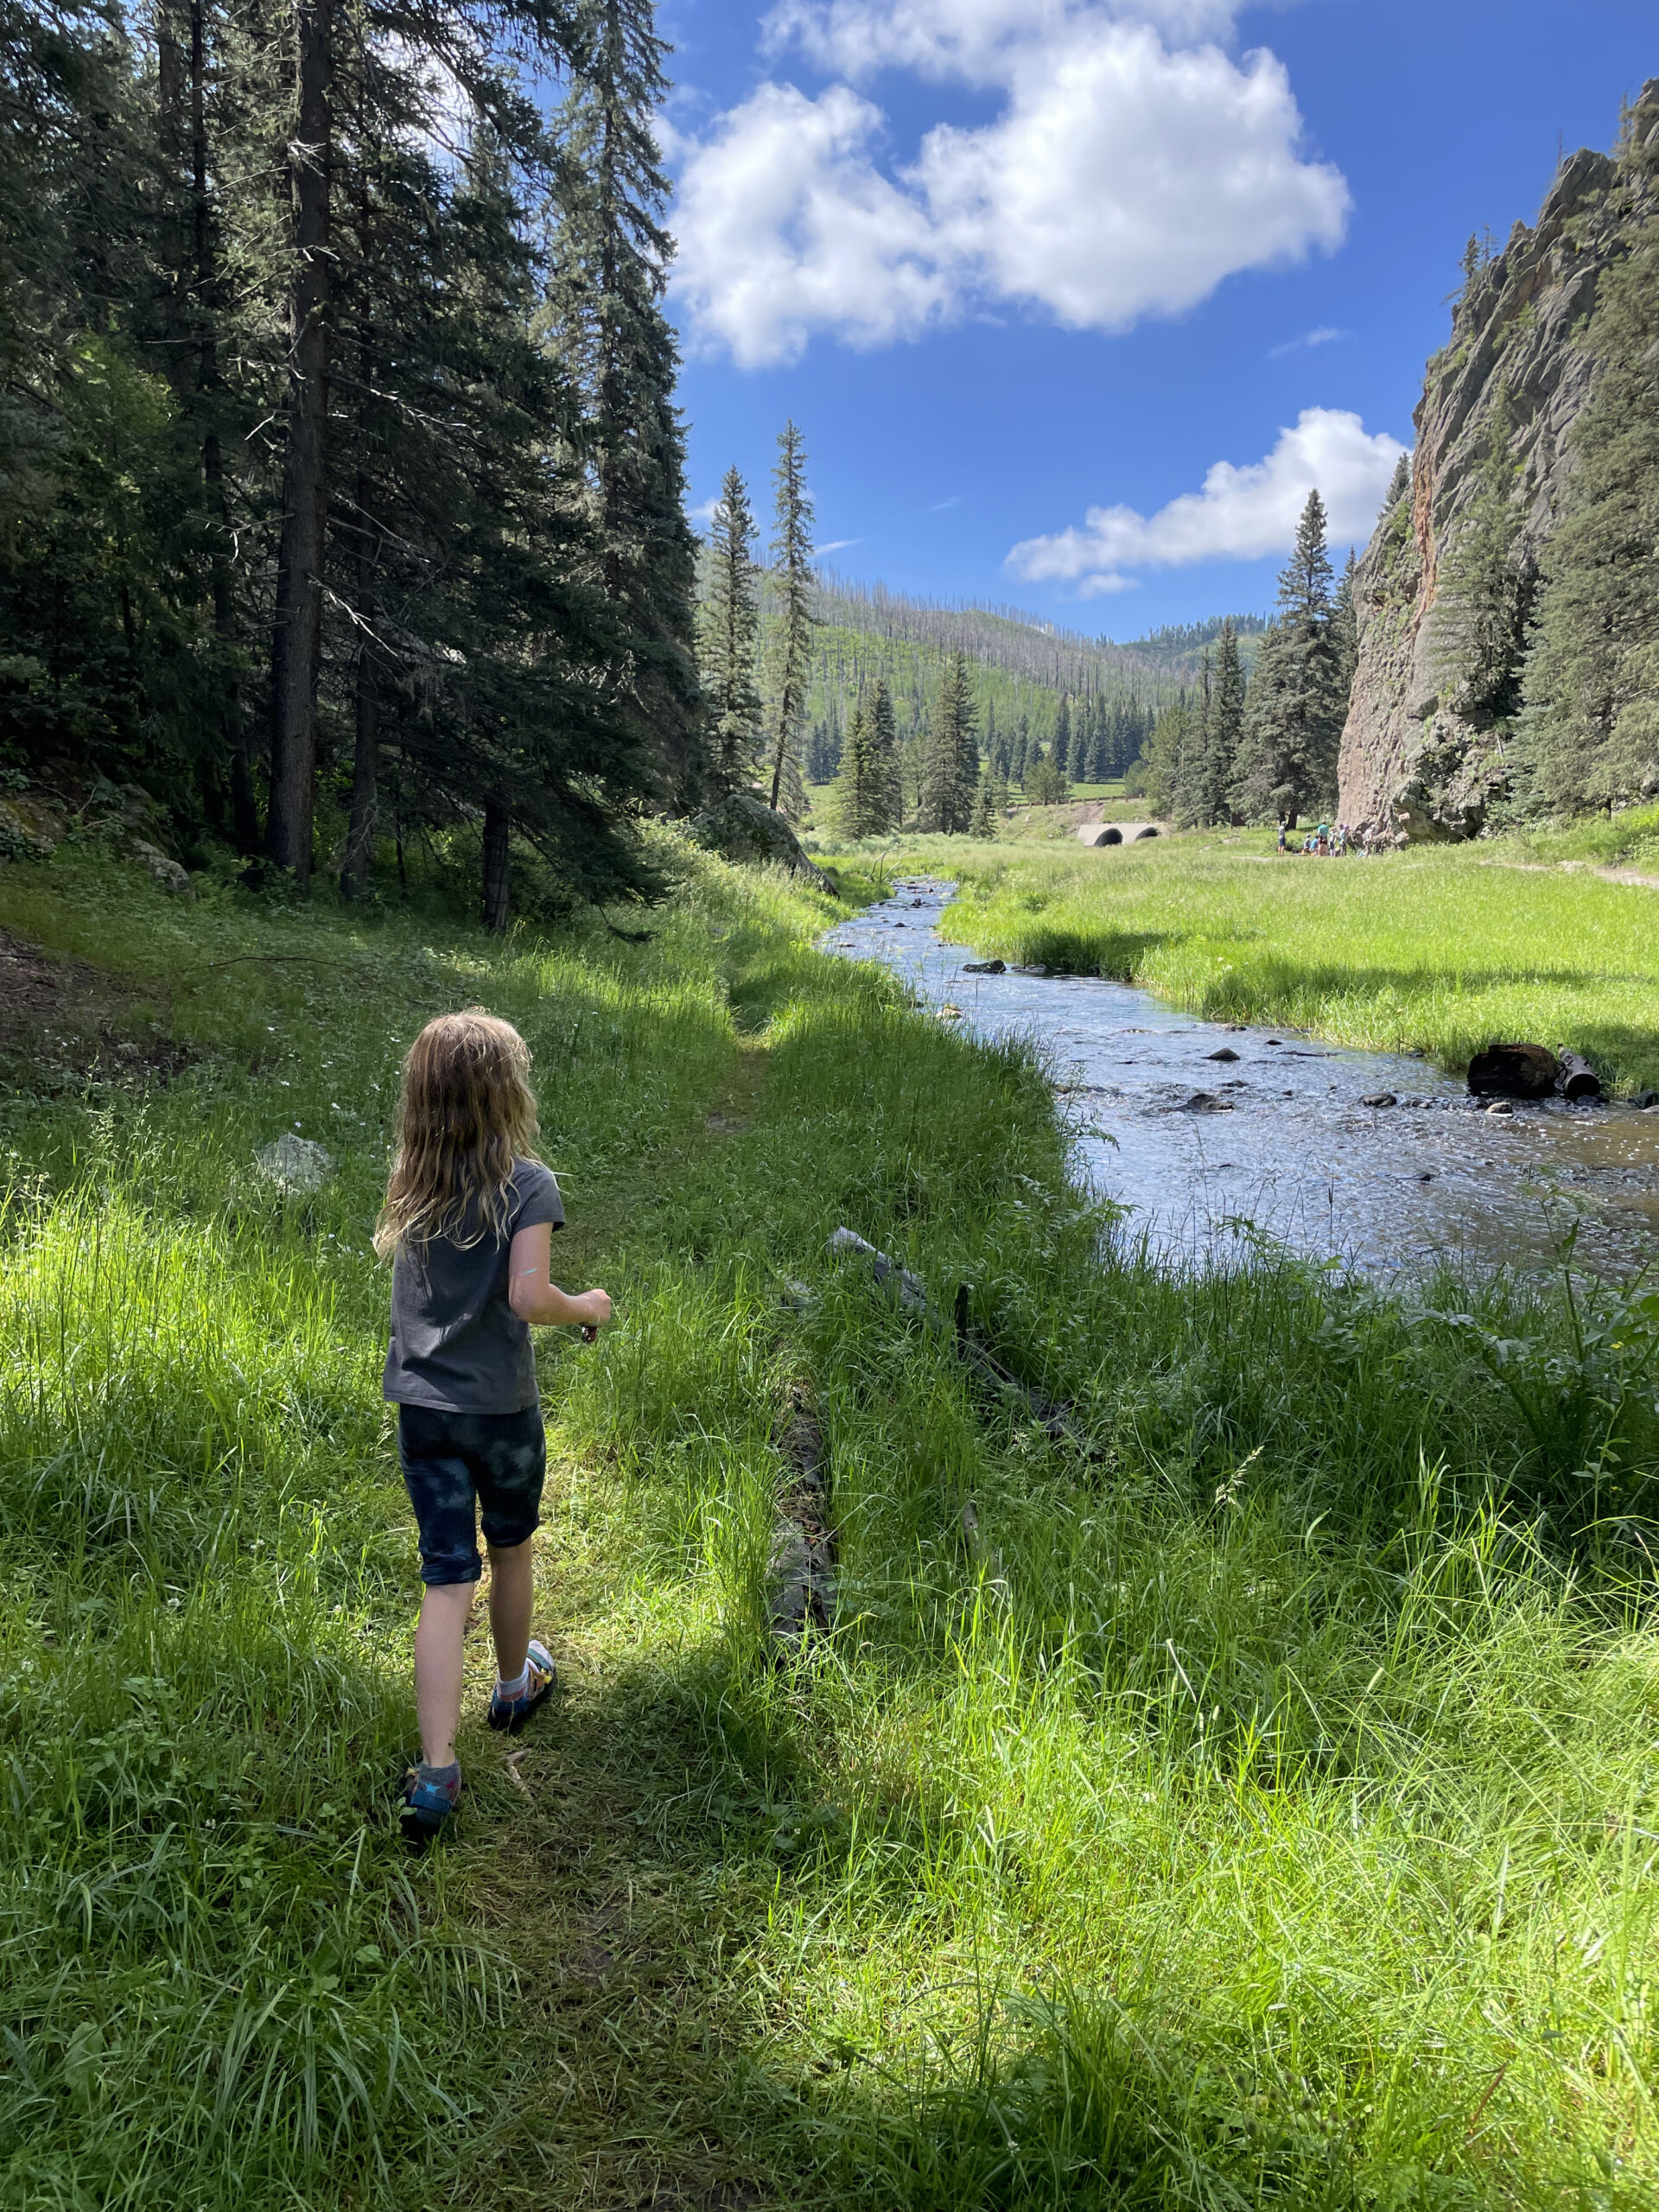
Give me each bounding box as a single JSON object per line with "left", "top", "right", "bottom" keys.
{"left": 1467, "top": 1042, "right": 1560, "bottom": 1098}
{"left": 256, "top": 1134, "right": 335, "bottom": 1192}
{"left": 687, "top": 791, "right": 835, "bottom": 892}
{"left": 130, "top": 838, "right": 193, "bottom": 896}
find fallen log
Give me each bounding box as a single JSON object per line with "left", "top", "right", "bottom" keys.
{"left": 824, "top": 1228, "right": 1096, "bottom": 1453}
{"left": 1467, "top": 1042, "right": 1560, "bottom": 1099}
{"left": 768, "top": 1387, "right": 836, "bottom": 1654}
{"left": 1556, "top": 1049, "right": 1602, "bottom": 1101}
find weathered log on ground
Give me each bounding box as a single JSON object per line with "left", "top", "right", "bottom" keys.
{"left": 1556, "top": 1049, "right": 1602, "bottom": 1100}
{"left": 1467, "top": 1042, "right": 1560, "bottom": 1098}
{"left": 768, "top": 1386, "right": 836, "bottom": 1653}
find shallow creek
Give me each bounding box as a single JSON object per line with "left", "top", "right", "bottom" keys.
{"left": 825, "top": 877, "right": 1659, "bottom": 1281}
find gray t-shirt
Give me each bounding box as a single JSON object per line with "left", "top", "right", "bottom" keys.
{"left": 384, "top": 1159, "right": 564, "bottom": 1413}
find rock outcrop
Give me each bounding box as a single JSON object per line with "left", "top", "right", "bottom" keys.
{"left": 1339, "top": 85, "right": 1659, "bottom": 842}
{"left": 686, "top": 790, "right": 836, "bottom": 892}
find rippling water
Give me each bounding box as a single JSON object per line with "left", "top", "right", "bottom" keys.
{"left": 825, "top": 877, "right": 1659, "bottom": 1280}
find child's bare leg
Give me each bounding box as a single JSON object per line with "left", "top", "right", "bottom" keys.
{"left": 486, "top": 1536, "right": 534, "bottom": 1685}
{"left": 413, "top": 1582, "right": 473, "bottom": 1768}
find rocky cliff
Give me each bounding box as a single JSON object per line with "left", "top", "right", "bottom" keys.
{"left": 1338, "top": 84, "right": 1659, "bottom": 842}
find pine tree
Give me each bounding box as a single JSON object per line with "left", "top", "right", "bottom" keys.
{"left": 766, "top": 419, "right": 815, "bottom": 816}
{"left": 697, "top": 463, "right": 762, "bottom": 795}
{"left": 867, "top": 676, "right": 900, "bottom": 830}
{"left": 544, "top": 0, "right": 702, "bottom": 810}
{"left": 1333, "top": 548, "right": 1359, "bottom": 708}
{"left": 833, "top": 696, "right": 890, "bottom": 836}
{"left": 1052, "top": 693, "right": 1071, "bottom": 775}
{"left": 1230, "top": 490, "right": 1344, "bottom": 823}
{"left": 1522, "top": 145, "right": 1659, "bottom": 811}
{"left": 918, "top": 650, "right": 978, "bottom": 831}
{"left": 265, "top": 0, "right": 334, "bottom": 888}
{"left": 1193, "top": 619, "right": 1245, "bottom": 824}
{"left": 968, "top": 776, "right": 998, "bottom": 838}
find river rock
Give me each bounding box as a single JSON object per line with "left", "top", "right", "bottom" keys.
{"left": 963, "top": 959, "right": 1005, "bottom": 975}
{"left": 1467, "top": 1042, "right": 1560, "bottom": 1098}
{"left": 256, "top": 1134, "right": 335, "bottom": 1192}
{"left": 1360, "top": 1092, "right": 1397, "bottom": 1109}
{"left": 1486, "top": 1099, "right": 1515, "bottom": 1116}
{"left": 1206, "top": 1047, "right": 1240, "bottom": 1062}
{"left": 1177, "top": 1090, "right": 1233, "bottom": 1113}
{"left": 685, "top": 791, "right": 835, "bottom": 892}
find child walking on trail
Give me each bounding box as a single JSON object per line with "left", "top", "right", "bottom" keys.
{"left": 376, "top": 1010, "right": 612, "bottom": 1845}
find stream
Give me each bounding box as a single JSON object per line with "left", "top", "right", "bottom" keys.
{"left": 825, "top": 877, "right": 1659, "bottom": 1281}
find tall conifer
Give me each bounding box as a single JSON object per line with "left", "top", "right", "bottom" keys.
{"left": 545, "top": 0, "right": 702, "bottom": 807}
{"left": 766, "top": 419, "right": 815, "bottom": 815}
{"left": 698, "top": 463, "right": 762, "bottom": 794}
{"left": 918, "top": 651, "right": 978, "bottom": 831}
{"left": 1230, "top": 491, "right": 1343, "bottom": 822}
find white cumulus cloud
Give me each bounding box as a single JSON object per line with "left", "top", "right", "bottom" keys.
{"left": 1006, "top": 408, "right": 1407, "bottom": 595}
{"left": 671, "top": 82, "right": 951, "bottom": 368}
{"left": 670, "top": 6, "right": 1349, "bottom": 367}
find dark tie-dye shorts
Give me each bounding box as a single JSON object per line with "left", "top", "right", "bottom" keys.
{"left": 396, "top": 1402, "right": 546, "bottom": 1585}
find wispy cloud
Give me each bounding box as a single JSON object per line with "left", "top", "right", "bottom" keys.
{"left": 817, "top": 537, "right": 861, "bottom": 554}
{"left": 690, "top": 495, "right": 721, "bottom": 528}
{"left": 1267, "top": 324, "right": 1347, "bottom": 359}
{"left": 929, "top": 494, "right": 962, "bottom": 511}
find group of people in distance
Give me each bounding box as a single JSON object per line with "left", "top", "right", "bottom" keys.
{"left": 1277, "top": 819, "right": 1357, "bottom": 856}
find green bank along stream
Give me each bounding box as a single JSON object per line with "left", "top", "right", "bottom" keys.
{"left": 828, "top": 878, "right": 1659, "bottom": 1281}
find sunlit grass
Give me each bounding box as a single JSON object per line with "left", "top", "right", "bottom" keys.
{"left": 0, "top": 833, "right": 1656, "bottom": 2207}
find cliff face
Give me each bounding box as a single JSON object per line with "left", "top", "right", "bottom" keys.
{"left": 1338, "top": 86, "right": 1659, "bottom": 841}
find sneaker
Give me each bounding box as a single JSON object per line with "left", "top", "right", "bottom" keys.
{"left": 487, "top": 1640, "right": 557, "bottom": 1734}
{"left": 400, "top": 1763, "right": 461, "bottom": 1846}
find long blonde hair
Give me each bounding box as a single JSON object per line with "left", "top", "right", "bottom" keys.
{"left": 375, "top": 1010, "right": 539, "bottom": 1259}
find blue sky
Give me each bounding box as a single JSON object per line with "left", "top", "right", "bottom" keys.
{"left": 656, "top": 0, "right": 1655, "bottom": 639}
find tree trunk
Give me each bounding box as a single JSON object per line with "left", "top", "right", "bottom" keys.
{"left": 341, "top": 567, "right": 376, "bottom": 898}
{"left": 482, "top": 797, "right": 511, "bottom": 932}
{"left": 188, "top": 0, "right": 259, "bottom": 851}
{"left": 266, "top": 0, "right": 333, "bottom": 890}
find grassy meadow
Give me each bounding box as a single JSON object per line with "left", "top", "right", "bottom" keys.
{"left": 827, "top": 815, "right": 1659, "bottom": 1090}
{"left": 2, "top": 831, "right": 1658, "bottom": 2209}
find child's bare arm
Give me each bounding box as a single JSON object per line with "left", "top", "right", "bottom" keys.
{"left": 507, "top": 1222, "right": 613, "bottom": 1330}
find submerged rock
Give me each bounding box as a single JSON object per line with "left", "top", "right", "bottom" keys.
{"left": 1206, "top": 1047, "right": 1240, "bottom": 1063}
{"left": 963, "top": 959, "right": 1006, "bottom": 975}
{"left": 1360, "top": 1092, "right": 1398, "bottom": 1109}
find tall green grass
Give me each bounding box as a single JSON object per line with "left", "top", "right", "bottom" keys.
{"left": 861, "top": 830, "right": 1659, "bottom": 1090}
{"left": 1, "top": 836, "right": 1656, "bottom": 2207}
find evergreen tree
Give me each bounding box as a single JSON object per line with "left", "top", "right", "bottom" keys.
{"left": 697, "top": 462, "right": 762, "bottom": 795}
{"left": 1052, "top": 693, "right": 1071, "bottom": 775}
{"left": 1230, "top": 491, "right": 1344, "bottom": 822}
{"left": 968, "top": 775, "right": 998, "bottom": 838}
{"left": 1141, "top": 696, "right": 1194, "bottom": 818}
{"left": 918, "top": 651, "right": 978, "bottom": 831}
{"left": 834, "top": 693, "right": 893, "bottom": 836}
{"left": 1192, "top": 620, "right": 1245, "bottom": 824}
{"left": 544, "top": 0, "right": 702, "bottom": 810}
{"left": 765, "top": 418, "right": 815, "bottom": 815}
{"left": 1025, "top": 751, "right": 1068, "bottom": 807}
{"left": 867, "top": 676, "right": 900, "bottom": 830}
{"left": 1522, "top": 143, "right": 1659, "bottom": 811}
{"left": 1333, "top": 548, "right": 1359, "bottom": 708}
